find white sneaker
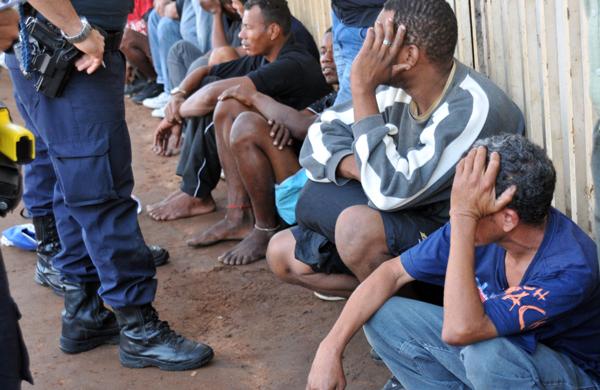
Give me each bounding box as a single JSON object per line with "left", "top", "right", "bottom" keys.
{"left": 151, "top": 106, "right": 166, "bottom": 118}
{"left": 313, "top": 291, "right": 346, "bottom": 301}
{"left": 143, "top": 92, "right": 170, "bottom": 109}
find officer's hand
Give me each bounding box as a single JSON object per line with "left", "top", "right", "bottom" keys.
{"left": 153, "top": 118, "right": 182, "bottom": 156}
{"left": 0, "top": 8, "right": 19, "bottom": 52}
{"left": 73, "top": 28, "right": 105, "bottom": 74}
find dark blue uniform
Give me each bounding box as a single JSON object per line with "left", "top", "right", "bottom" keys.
{"left": 6, "top": 0, "right": 157, "bottom": 308}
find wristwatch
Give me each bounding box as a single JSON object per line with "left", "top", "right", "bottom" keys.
{"left": 61, "top": 16, "right": 92, "bottom": 44}
{"left": 170, "top": 86, "right": 188, "bottom": 98}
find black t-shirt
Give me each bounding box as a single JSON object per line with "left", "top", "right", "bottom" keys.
{"left": 209, "top": 37, "right": 331, "bottom": 110}
{"left": 72, "top": 0, "right": 133, "bottom": 31}
{"left": 307, "top": 90, "right": 338, "bottom": 114}
{"left": 332, "top": 0, "right": 384, "bottom": 28}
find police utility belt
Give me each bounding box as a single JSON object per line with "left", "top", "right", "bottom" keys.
{"left": 15, "top": 16, "right": 123, "bottom": 98}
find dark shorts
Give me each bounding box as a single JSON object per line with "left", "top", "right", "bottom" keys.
{"left": 291, "top": 180, "right": 448, "bottom": 275}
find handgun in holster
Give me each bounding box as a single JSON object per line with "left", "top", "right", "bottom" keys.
{"left": 0, "top": 104, "right": 35, "bottom": 216}
{"left": 18, "top": 16, "right": 81, "bottom": 98}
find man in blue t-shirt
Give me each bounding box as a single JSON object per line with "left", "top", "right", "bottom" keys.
{"left": 305, "top": 134, "right": 600, "bottom": 390}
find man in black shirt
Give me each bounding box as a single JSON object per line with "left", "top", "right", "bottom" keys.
{"left": 148, "top": 0, "right": 330, "bottom": 224}
{"left": 185, "top": 28, "right": 339, "bottom": 265}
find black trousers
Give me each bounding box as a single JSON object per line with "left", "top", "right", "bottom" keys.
{"left": 0, "top": 251, "right": 32, "bottom": 389}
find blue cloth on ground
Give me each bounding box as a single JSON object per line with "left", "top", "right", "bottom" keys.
{"left": 1, "top": 224, "right": 36, "bottom": 251}
{"left": 275, "top": 169, "right": 308, "bottom": 225}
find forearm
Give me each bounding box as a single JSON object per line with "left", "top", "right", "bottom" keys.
{"left": 351, "top": 87, "right": 380, "bottom": 124}
{"left": 179, "top": 66, "right": 212, "bottom": 97}
{"left": 211, "top": 14, "right": 228, "bottom": 49}
{"left": 442, "top": 216, "right": 492, "bottom": 344}
{"left": 250, "top": 93, "right": 315, "bottom": 137}
{"left": 28, "top": 0, "right": 82, "bottom": 36}
{"left": 320, "top": 260, "right": 411, "bottom": 356}
{"left": 336, "top": 155, "right": 360, "bottom": 181}
{"left": 181, "top": 77, "right": 253, "bottom": 117}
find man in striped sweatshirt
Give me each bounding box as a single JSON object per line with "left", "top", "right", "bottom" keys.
{"left": 267, "top": 0, "right": 525, "bottom": 300}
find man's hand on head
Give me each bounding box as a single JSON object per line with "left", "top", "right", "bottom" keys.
{"left": 350, "top": 17, "right": 409, "bottom": 94}
{"left": 450, "top": 146, "right": 516, "bottom": 221}
{"left": 0, "top": 8, "right": 19, "bottom": 52}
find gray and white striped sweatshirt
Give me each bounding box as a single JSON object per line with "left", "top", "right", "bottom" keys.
{"left": 299, "top": 61, "right": 525, "bottom": 212}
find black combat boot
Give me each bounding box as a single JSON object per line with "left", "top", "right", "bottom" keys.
{"left": 32, "top": 215, "right": 65, "bottom": 296}
{"left": 59, "top": 281, "right": 120, "bottom": 354}
{"left": 114, "top": 304, "right": 214, "bottom": 371}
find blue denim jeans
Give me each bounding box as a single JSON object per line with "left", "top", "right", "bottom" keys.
{"left": 364, "top": 297, "right": 600, "bottom": 390}
{"left": 331, "top": 11, "right": 369, "bottom": 106}
{"left": 147, "top": 9, "right": 182, "bottom": 91}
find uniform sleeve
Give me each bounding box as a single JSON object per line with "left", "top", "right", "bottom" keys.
{"left": 483, "top": 265, "right": 595, "bottom": 342}
{"left": 352, "top": 77, "right": 491, "bottom": 211}
{"left": 399, "top": 224, "right": 451, "bottom": 286}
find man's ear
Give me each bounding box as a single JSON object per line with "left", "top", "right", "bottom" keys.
{"left": 268, "top": 23, "right": 282, "bottom": 40}
{"left": 501, "top": 208, "right": 519, "bottom": 233}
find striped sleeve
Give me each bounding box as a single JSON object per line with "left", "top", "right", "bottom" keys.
{"left": 299, "top": 86, "right": 400, "bottom": 184}
{"left": 352, "top": 75, "right": 490, "bottom": 211}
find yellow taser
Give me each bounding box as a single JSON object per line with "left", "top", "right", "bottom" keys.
{"left": 0, "top": 105, "right": 35, "bottom": 164}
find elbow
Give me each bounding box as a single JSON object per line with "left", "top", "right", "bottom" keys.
{"left": 441, "top": 324, "right": 475, "bottom": 346}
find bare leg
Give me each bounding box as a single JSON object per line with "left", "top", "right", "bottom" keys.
{"left": 335, "top": 205, "right": 392, "bottom": 281}
{"left": 267, "top": 229, "right": 359, "bottom": 296}
{"left": 147, "top": 190, "right": 216, "bottom": 221}
{"left": 120, "top": 28, "right": 156, "bottom": 80}
{"left": 218, "top": 112, "right": 301, "bottom": 265}
{"left": 186, "top": 99, "right": 254, "bottom": 246}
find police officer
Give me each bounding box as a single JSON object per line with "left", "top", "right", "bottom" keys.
{"left": 6, "top": 0, "right": 214, "bottom": 370}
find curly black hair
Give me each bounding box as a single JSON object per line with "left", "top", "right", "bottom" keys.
{"left": 384, "top": 0, "right": 457, "bottom": 67}
{"left": 473, "top": 134, "right": 556, "bottom": 226}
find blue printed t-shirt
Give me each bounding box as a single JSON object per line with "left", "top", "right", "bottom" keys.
{"left": 400, "top": 208, "right": 600, "bottom": 379}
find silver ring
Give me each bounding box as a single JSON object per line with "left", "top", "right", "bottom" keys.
{"left": 382, "top": 39, "right": 392, "bottom": 46}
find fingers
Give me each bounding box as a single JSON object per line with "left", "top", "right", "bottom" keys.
{"left": 473, "top": 145, "right": 488, "bottom": 176}
{"left": 373, "top": 20, "right": 385, "bottom": 51}
{"left": 361, "top": 26, "right": 375, "bottom": 53}
{"left": 495, "top": 185, "right": 516, "bottom": 210}
{"left": 278, "top": 128, "right": 291, "bottom": 150}
{"left": 378, "top": 17, "right": 394, "bottom": 56}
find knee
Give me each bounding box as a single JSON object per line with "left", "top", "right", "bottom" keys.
{"left": 157, "top": 18, "right": 179, "bottom": 40}
{"left": 230, "top": 112, "right": 266, "bottom": 149}
{"left": 208, "top": 46, "right": 238, "bottom": 66}
{"left": 335, "top": 205, "right": 383, "bottom": 266}
{"left": 213, "top": 99, "right": 242, "bottom": 124}
{"left": 119, "top": 29, "right": 134, "bottom": 54}
{"left": 266, "top": 230, "right": 296, "bottom": 282}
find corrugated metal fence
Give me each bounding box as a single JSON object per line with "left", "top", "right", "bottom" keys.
{"left": 288, "top": 0, "right": 598, "bottom": 232}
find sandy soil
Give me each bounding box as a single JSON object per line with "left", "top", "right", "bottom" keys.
{"left": 0, "top": 71, "right": 388, "bottom": 390}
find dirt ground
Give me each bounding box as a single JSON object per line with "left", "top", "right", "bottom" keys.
{"left": 0, "top": 71, "right": 388, "bottom": 389}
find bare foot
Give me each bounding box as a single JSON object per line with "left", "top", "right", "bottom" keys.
{"left": 187, "top": 209, "right": 253, "bottom": 247}
{"left": 148, "top": 191, "right": 216, "bottom": 221}
{"left": 146, "top": 190, "right": 181, "bottom": 212}
{"left": 218, "top": 228, "right": 277, "bottom": 265}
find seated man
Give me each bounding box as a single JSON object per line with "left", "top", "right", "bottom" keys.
{"left": 186, "top": 27, "right": 339, "bottom": 265}
{"left": 306, "top": 134, "right": 600, "bottom": 390}
{"left": 148, "top": 0, "right": 330, "bottom": 221}
{"left": 266, "top": 0, "right": 525, "bottom": 298}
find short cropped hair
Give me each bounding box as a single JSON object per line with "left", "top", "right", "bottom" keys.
{"left": 473, "top": 134, "right": 556, "bottom": 226}
{"left": 244, "top": 0, "right": 292, "bottom": 36}
{"left": 384, "top": 0, "right": 457, "bottom": 66}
